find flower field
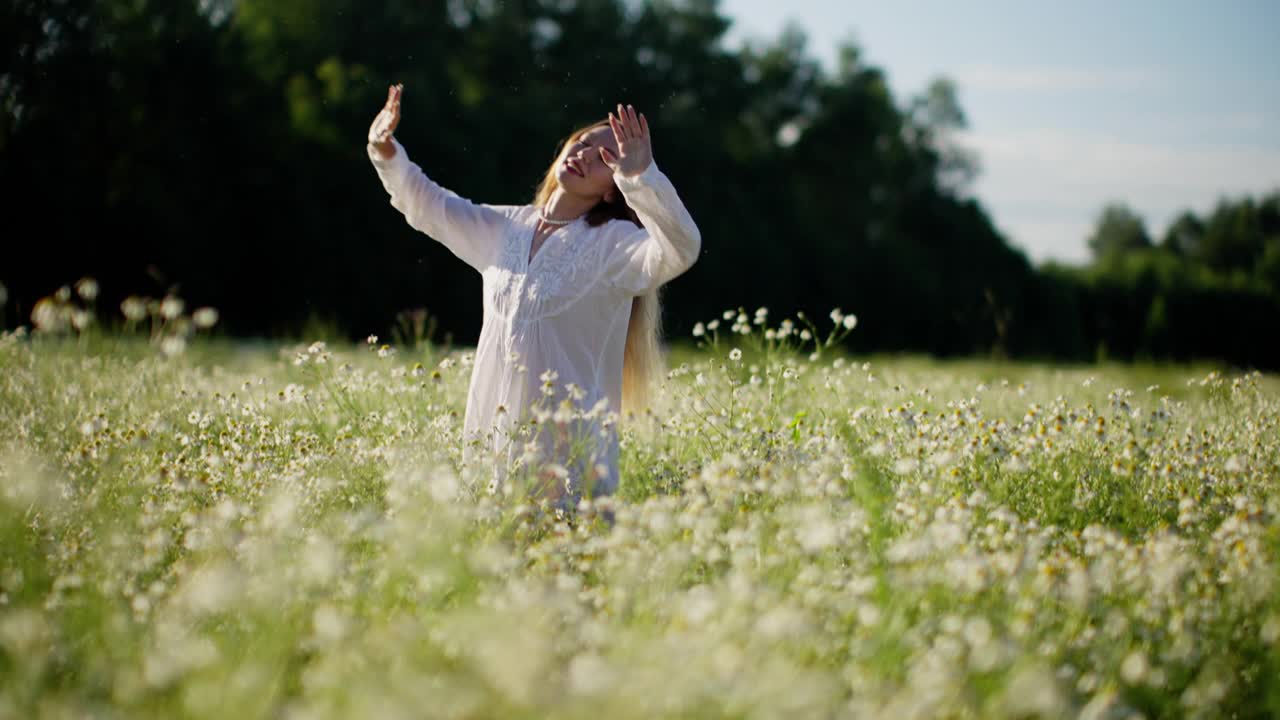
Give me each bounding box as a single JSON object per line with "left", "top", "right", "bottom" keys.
{"left": 2, "top": 305, "right": 1278, "bottom": 719}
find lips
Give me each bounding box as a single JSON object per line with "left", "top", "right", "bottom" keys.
{"left": 564, "top": 158, "right": 584, "bottom": 177}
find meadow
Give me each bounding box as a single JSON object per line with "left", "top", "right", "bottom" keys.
{"left": 2, "top": 293, "right": 1278, "bottom": 718}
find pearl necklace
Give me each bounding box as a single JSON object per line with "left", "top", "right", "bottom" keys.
{"left": 536, "top": 208, "right": 583, "bottom": 226}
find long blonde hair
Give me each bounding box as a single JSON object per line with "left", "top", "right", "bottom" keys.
{"left": 532, "top": 119, "right": 662, "bottom": 414}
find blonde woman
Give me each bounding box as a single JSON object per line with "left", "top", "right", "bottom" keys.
{"left": 367, "top": 83, "right": 701, "bottom": 509}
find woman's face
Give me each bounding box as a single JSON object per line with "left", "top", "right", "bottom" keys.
{"left": 555, "top": 125, "right": 620, "bottom": 201}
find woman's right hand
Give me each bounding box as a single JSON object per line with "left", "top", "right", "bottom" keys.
{"left": 369, "top": 83, "right": 403, "bottom": 160}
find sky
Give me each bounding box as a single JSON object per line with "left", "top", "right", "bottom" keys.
{"left": 717, "top": 0, "right": 1280, "bottom": 264}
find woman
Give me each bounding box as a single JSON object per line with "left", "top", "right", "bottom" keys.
{"left": 367, "top": 84, "right": 700, "bottom": 509}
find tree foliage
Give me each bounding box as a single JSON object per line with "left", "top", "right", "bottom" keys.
{"left": 1088, "top": 203, "right": 1152, "bottom": 261}
{"left": 1, "top": 0, "right": 1276, "bottom": 367}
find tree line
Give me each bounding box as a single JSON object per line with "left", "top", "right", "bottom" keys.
{"left": 2, "top": 0, "right": 1277, "bottom": 367}
{"left": 1054, "top": 193, "right": 1280, "bottom": 367}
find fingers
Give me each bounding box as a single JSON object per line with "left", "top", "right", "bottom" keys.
{"left": 599, "top": 146, "right": 617, "bottom": 169}
{"left": 612, "top": 103, "right": 646, "bottom": 140}
{"left": 386, "top": 83, "right": 402, "bottom": 114}
{"left": 389, "top": 83, "right": 403, "bottom": 131}
{"left": 612, "top": 105, "right": 629, "bottom": 142}
{"left": 371, "top": 111, "right": 395, "bottom": 144}
{"left": 616, "top": 103, "right": 630, "bottom": 137}
{"left": 371, "top": 83, "right": 404, "bottom": 144}
{"left": 608, "top": 111, "right": 626, "bottom": 144}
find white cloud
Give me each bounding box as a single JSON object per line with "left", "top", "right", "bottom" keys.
{"left": 952, "top": 62, "right": 1162, "bottom": 93}
{"left": 958, "top": 128, "right": 1280, "bottom": 263}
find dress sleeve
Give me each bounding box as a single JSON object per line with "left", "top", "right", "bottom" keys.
{"left": 603, "top": 161, "right": 702, "bottom": 296}
{"left": 368, "top": 138, "right": 511, "bottom": 271}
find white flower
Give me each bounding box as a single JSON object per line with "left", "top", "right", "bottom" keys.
{"left": 429, "top": 470, "right": 460, "bottom": 503}
{"left": 159, "top": 296, "right": 184, "bottom": 320}
{"left": 552, "top": 402, "right": 574, "bottom": 425}
{"left": 31, "top": 298, "right": 69, "bottom": 332}
{"left": 121, "top": 296, "right": 148, "bottom": 321}
{"left": 842, "top": 314, "right": 858, "bottom": 330}
{"left": 192, "top": 307, "right": 219, "bottom": 329}
{"left": 892, "top": 458, "right": 918, "bottom": 475}
{"left": 75, "top": 277, "right": 99, "bottom": 301}
{"left": 692, "top": 322, "right": 705, "bottom": 337}
{"left": 179, "top": 562, "right": 242, "bottom": 615}
{"left": 728, "top": 348, "right": 742, "bottom": 362}
{"left": 679, "top": 585, "right": 718, "bottom": 624}
{"left": 312, "top": 604, "right": 348, "bottom": 645}
{"left": 568, "top": 653, "right": 616, "bottom": 696}
{"left": 71, "top": 309, "right": 92, "bottom": 331}
{"left": 1120, "top": 651, "right": 1149, "bottom": 685}
{"left": 797, "top": 518, "right": 838, "bottom": 553}
{"left": 159, "top": 336, "right": 186, "bottom": 357}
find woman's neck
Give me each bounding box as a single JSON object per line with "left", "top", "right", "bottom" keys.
{"left": 541, "top": 188, "right": 597, "bottom": 223}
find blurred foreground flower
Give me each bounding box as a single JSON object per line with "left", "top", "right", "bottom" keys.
{"left": 31, "top": 297, "right": 72, "bottom": 333}
{"left": 192, "top": 307, "right": 219, "bottom": 329}
{"left": 121, "top": 296, "right": 148, "bottom": 322}
{"left": 159, "top": 296, "right": 184, "bottom": 320}
{"left": 75, "top": 277, "right": 99, "bottom": 302}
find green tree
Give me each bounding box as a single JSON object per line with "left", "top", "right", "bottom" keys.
{"left": 1200, "top": 197, "right": 1265, "bottom": 275}
{"left": 1087, "top": 203, "right": 1152, "bottom": 260}
{"left": 1161, "top": 210, "right": 1204, "bottom": 257}
{"left": 905, "top": 76, "right": 980, "bottom": 194}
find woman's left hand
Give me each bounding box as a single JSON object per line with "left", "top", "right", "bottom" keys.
{"left": 600, "top": 103, "right": 652, "bottom": 178}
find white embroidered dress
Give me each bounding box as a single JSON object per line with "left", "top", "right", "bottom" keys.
{"left": 368, "top": 138, "right": 700, "bottom": 499}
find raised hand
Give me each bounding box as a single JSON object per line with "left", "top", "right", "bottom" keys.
{"left": 599, "top": 103, "right": 652, "bottom": 178}
{"left": 369, "top": 83, "right": 403, "bottom": 158}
